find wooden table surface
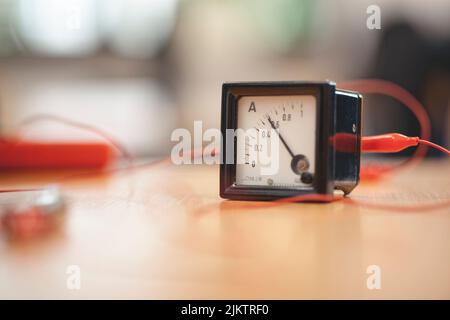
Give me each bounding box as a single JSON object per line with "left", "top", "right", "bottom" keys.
{"left": 0, "top": 160, "right": 449, "bottom": 299}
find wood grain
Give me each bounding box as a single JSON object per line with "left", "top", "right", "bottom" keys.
{"left": 0, "top": 160, "right": 449, "bottom": 299}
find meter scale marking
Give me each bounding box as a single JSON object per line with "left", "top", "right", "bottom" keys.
{"left": 235, "top": 95, "right": 316, "bottom": 189}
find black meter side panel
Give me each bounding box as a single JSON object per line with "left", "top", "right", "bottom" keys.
{"left": 220, "top": 81, "right": 336, "bottom": 201}
{"left": 334, "top": 89, "right": 363, "bottom": 195}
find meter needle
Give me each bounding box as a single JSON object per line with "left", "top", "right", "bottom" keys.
{"left": 267, "top": 116, "right": 295, "bottom": 158}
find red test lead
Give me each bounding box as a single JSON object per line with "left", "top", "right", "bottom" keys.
{"left": 361, "top": 133, "right": 419, "bottom": 153}
{"left": 0, "top": 139, "right": 113, "bottom": 169}
{"left": 331, "top": 132, "right": 449, "bottom": 155}
{"left": 360, "top": 133, "right": 450, "bottom": 155}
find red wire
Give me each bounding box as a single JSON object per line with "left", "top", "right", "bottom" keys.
{"left": 418, "top": 139, "right": 450, "bottom": 156}
{"left": 204, "top": 194, "right": 450, "bottom": 213}
{"left": 16, "top": 114, "right": 134, "bottom": 164}
{"left": 0, "top": 114, "right": 135, "bottom": 193}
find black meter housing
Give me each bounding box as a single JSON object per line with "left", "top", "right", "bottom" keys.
{"left": 220, "top": 81, "right": 362, "bottom": 201}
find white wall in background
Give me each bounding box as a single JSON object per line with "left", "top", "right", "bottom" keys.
{"left": 3, "top": 78, "right": 178, "bottom": 155}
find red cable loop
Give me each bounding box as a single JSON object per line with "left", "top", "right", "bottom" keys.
{"left": 337, "top": 79, "right": 432, "bottom": 179}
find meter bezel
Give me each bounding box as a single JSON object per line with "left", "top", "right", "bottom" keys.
{"left": 220, "top": 81, "right": 336, "bottom": 201}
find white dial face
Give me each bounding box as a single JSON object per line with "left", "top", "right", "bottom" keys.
{"left": 235, "top": 95, "right": 316, "bottom": 189}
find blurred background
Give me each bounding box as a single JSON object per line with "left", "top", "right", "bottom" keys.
{"left": 0, "top": 0, "right": 449, "bottom": 157}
